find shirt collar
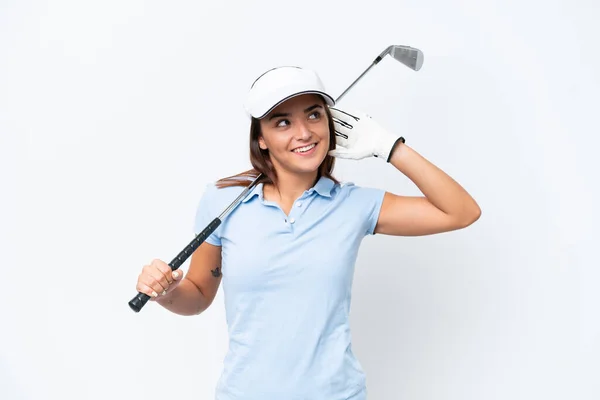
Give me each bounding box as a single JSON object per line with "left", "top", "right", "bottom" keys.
{"left": 242, "top": 175, "right": 335, "bottom": 203}
{"left": 307, "top": 175, "right": 335, "bottom": 198}
{"left": 241, "top": 181, "right": 264, "bottom": 203}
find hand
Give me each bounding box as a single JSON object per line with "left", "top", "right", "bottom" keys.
{"left": 328, "top": 107, "right": 405, "bottom": 162}
{"left": 136, "top": 259, "right": 183, "bottom": 300}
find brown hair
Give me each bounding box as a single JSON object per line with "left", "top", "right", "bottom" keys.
{"left": 215, "top": 101, "right": 339, "bottom": 189}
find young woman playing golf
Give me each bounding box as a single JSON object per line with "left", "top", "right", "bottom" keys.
{"left": 134, "top": 66, "right": 481, "bottom": 399}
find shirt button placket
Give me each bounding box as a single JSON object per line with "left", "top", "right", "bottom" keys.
{"left": 286, "top": 196, "right": 307, "bottom": 231}
{"left": 286, "top": 215, "right": 295, "bottom": 234}
{"left": 284, "top": 216, "right": 294, "bottom": 232}
{"left": 285, "top": 205, "right": 297, "bottom": 231}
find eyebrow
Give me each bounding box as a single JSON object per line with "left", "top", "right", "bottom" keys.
{"left": 268, "top": 104, "right": 323, "bottom": 121}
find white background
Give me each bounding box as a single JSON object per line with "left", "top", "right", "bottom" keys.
{"left": 1, "top": 0, "right": 598, "bottom": 399}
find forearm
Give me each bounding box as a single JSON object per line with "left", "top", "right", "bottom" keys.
{"left": 156, "top": 278, "right": 211, "bottom": 316}
{"left": 389, "top": 143, "right": 481, "bottom": 223}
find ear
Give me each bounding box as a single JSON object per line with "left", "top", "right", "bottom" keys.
{"left": 258, "top": 136, "right": 268, "bottom": 150}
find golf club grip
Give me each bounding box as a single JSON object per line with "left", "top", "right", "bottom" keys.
{"left": 128, "top": 217, "right": 222, "bottom": 313}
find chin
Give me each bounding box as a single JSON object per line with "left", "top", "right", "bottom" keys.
{"left": 278, "top": 160, "right": 322, "bottom": 176}
{"left": 287, "top": 160, "right": 321, "bottom": 174}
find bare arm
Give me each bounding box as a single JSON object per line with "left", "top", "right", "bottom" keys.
{"left": 156, "top": 242, "right": 222, "bottom": 316}
{"left": 375, "top": 143, "right": 481, "bottom": 236}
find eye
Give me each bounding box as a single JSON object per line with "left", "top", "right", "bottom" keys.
{"left": 276, "top": 119, "right": 290, "bottom": 127}
{"left": 308, "top": 111, "right": 321, "bottom": 119}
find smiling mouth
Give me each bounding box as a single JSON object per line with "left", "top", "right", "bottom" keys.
{"left": 292, "top": 143, "right": 317, "bottom": 153}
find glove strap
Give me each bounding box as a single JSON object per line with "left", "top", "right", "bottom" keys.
{"left": 386, "top": 136, "right": 406, "bottom": 162}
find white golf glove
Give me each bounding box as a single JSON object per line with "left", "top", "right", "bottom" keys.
{"left": 328, "top": 107, "right": 405, "bottom": 162}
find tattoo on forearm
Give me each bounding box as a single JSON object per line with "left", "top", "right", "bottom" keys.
{"left": 211, "top": 267, "right": 222, "bottom": 277}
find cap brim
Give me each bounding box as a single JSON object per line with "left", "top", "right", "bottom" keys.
{"left": 254, "top": 91, "right": 335, "bottom": 119}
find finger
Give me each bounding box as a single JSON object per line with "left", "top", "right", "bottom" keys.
{"left": 332, "top": 120, "right": 355, "bottom": 143}
{"left": 333, "top": 124, "right": 353, "bottom": 148}
{"left": 333, "top": 131, "right": 349, "bottom": 148}
{"left": 328, "top": 148, "right": 353, "bottom": 158}
{"left": 136, "top": 281, "right": 159, "bottom": 300}
{"left": 332, "top": 115, "right": 354, "bottom": 130}
{"left": 330, "top": 108, "right": 357, "bottom": 133}
{"left": 330, "top": 147, "right": 370, "bottom": 159}
{"left": 146, "top": 268, "right": 169, "bottom": 293}
{"left": 172, "top": 270, "right": 182, "bottom": 281}
{"left": 146, "top": 265, "right": 171, "bottom": 291}
{"left": 334, "top": 127, "right": 349, "bottom": 139}
{"left": 152, "top": 259, "right": 174, "bottom": 284}
{"left": 139, "top": 273, "right": 168, "bottom": 297}
{"left": 329, "top": 107, "right": 360, "bottom": 121}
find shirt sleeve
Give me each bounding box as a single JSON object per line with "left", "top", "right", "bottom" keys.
{"left": 343, "top": 183, "right": 386, "bottom": 236}
{"left": 192, "top": 183, "right": 222, "bottom": 246}
{"left": 363, "top": 187, "right": 386, "bottom": 236}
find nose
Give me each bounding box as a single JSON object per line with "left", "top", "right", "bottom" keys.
{"left": 295, "top": 120, "right": 312, "bottom": 141}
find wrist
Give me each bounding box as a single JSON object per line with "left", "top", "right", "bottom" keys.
{"left": 386, "top": 136, "right": 405, "bottom": 162}
{"left": 376, "top": 133, "right": 404, "bottom": 161}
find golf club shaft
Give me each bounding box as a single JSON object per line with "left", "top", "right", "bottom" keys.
{"left": 337, "top": 45, "right": 423, "bottom": 102}
{"left": 128, "top": 44, "right": 421, "bottom": 312}
{"left": 128, "top": 180, "right": 261, "bottom": 312}
{"left": 335, "top": 62, "right": 378, "bottom": 103}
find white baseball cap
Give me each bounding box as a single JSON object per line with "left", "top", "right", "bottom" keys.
{"left": 244, "top": 66, "right": 336, "bottom": 119}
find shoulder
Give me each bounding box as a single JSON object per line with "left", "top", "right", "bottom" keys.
{"left": 330, "top": 180, "right": 386, "bottom": 235}
{"left": 199, "top": 181, "right": 251, "bottom": 205}
{"left": 332, "top": 180, "right": 386, "bottom": 202}
{"left": 194, "top": 181, "right": 253, "bottom": 217}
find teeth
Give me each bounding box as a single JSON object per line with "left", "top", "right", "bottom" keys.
{"left": 293, "top": 143, "right": 316, "bottom": 153}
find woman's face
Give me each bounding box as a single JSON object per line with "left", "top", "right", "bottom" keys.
{"left": 258, "top": 94, "right": 330, "bottom": 177}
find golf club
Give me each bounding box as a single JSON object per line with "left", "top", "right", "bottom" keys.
{"left": 336, "top": 45, "right": 423, "bottom": 102}
{"left": 128, "top": 44, "right": 424, "bottom": 312}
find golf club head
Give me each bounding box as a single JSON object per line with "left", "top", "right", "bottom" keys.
{"left": 379, "top": 45, "right": 424, "bottom": 71}
{"left": 335, "top": 44, "right": 424, "bottom": 103}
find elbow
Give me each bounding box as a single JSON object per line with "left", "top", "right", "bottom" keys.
{"left": 471, "top": 205, "right": 482, "bottom": 224}
{"left": 450, "top": 199, "right": 481, "bottom": 230}
{"left": 461, "top": 202, "right": 481, "bottom": 228}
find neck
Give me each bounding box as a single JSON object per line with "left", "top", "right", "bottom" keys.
{"left": 266, "top": 169, "right": 319, "bottom": 203}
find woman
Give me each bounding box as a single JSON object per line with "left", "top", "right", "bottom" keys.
{"left": 135, "top": 66, "right": 481, "bottom": 399}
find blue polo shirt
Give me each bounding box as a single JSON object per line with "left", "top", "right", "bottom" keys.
{"left": 193, "top": 176, "right": 385, "bottom": 400}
